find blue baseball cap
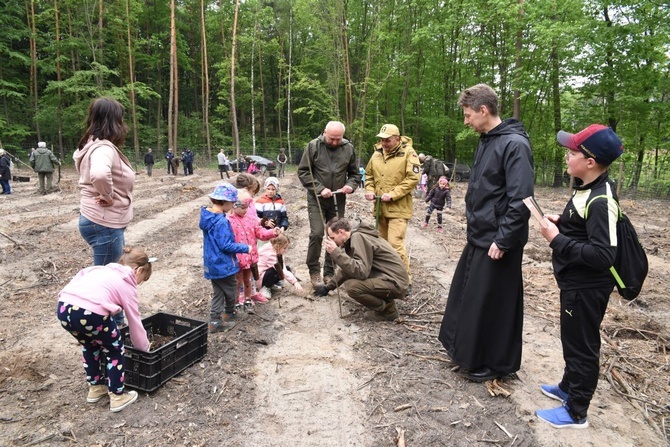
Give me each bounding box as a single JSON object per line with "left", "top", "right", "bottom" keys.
{"left": 209, "top": 183, "right": 238, "bottom": 202}
{"left": 557, "top": 124, "right": 623, "bottom": 166}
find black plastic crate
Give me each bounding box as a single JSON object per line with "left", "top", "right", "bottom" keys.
{"left": 121, "top": 313, "right": 208, "bottom": 392}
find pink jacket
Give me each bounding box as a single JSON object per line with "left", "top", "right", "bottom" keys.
{"left": 255, "top": 242, "right": 298, "bottom": 288}
{"left": 228, "top": 211, "right": 275, "bottom": 269}
{"left": 58, "top": 263, "right": 149, "bottom": 351}
{"left": 73, "top": 138, "right": 135, "bottom": 229}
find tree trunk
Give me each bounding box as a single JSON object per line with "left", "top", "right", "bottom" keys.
{"left": 339, "top": 1, "right": 354, "bottom": 126}
{"left": 230, "top": 0, "right": 241, "bottom": 158}
{"left": 28, "top": 0, "right": 40, "bottom": 139}
{"left": 550, "top": 39, "right": 564, "bottom": 187}
{"left": 201, "top": 0, "right": 211, "bottom": 159}
{"left": 513, "top": 0, "right": 524, "bottom": 120}
{"left": 98, "top": 0, "right": 103, "bottom": 66}
{"left": 257, "top": 36, "right": 267, "bottom": 151}
{"left": 286, "top": 8, "right": 292, "bottom": 160}
{"left": 54, "top": 0, "right": 64, "bottom": 160}
{"left": 168, "top": 0, "right": 178, "bottom": 152}
{"left": 126, "top": 0, "right": 140, "bottom": 165}
{"left": 250, "top": 25, "right": 257, "bottom": 155}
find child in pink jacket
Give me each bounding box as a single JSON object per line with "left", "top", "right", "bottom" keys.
{"left": 229, "top": 189, "right": 282, "bottom": 307}
{"left": 57, "top": 246, "right": 153, "bottom": 413}
{"left": 255, "top": 234, "right": 304, "bottom": 300}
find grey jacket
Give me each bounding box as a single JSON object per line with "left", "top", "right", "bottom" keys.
{"left": 31, "top": 147, "right": 59, "bottom": 173}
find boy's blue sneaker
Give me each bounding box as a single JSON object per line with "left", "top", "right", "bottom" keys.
{"left": 541, "top": 384, "right": 569, "bottom": 402}
{"left": 536, "top": 405, "right": 588, "bottom": 429}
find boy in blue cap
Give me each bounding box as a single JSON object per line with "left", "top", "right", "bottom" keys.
{"left": 199, "top": 183, "right": 252, "bottom": 332}
{"left": 534, "top": 124, "right": 624, "bottom": 429}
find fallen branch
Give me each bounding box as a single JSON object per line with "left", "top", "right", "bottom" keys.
{"left": 486, "top": 379, "right": 511, "bottom": 398}
{"left": 0, "top": 229, "right": 23, "bottom": 248}
{"left": 608, "top": 368, "right": 663, "bottom": 437}
{"left": 395, "top": 426, "right": 406, "bottom": 447}
{"left": 406, "top": 352, "right": 452, "bottom": 364}
{"left": 494, "top": 421, "right": 512, "bottom": 439}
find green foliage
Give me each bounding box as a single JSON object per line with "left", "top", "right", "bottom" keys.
{"left": 0, "top": 0, "right": 667, "bottom": 195}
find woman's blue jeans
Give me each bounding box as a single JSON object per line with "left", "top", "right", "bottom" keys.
{"left": 78, "top": 215, "right": 127, "bottom": 325}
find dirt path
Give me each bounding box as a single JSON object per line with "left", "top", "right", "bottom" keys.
{"left": 0, "top": 166, "right": 667, "bottom": 446}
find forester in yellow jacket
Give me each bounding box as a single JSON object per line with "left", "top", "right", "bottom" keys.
{"left": 364, "top": 124, "right": 420, "bottom": 294}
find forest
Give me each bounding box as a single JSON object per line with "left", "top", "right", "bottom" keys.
{"left": 1, "top": 0, "right": 669, "bottom": 189}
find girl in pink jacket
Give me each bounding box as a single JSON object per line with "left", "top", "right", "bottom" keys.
{"left": 229, "top": 189, "right": 281, "bottom": 307}
{"left": 57, "top": 247, "right": 153, "bottom": 413}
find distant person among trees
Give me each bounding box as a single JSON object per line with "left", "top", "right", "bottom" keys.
{"left": 31, "top": 141, "right": 60, "bottom": 195}
{"left": 276, "top": 148, "right": 287, "bottom": 178}
{"left": 364, "top": 123, "right": 420, "bottom": 296}
{"left": 247, "top": 159, "right": 261, "bottom": 175}
{"left": 0, "top": 148, "right": 12, "bottom": 195}
{"left": 165, "top": 148, "right": 175, "bottom": 174}
{"left": 419, "top": 153, "right": 448, "bottom": 192}
{"left": 218, "top": 149, "right": 231, "bottom": 179}
{"left": 297, "top": 120, "right": 361, "bottom": 289}
{"left": 170, "top": 154, "right": 181, "bottom": 174}
{"left": 182, "top": 149, "right": 194, "bottom": 175}
{"left": 144, "top": 147, "right": 154, "bottom": 176}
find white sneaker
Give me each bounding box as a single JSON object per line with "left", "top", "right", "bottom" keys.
{"left": 260, "top": 286, "right": 272, "bottom": 300}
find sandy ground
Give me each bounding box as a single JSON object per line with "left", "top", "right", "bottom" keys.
{"left": 0, "top": 164, "right": 668, "bottom": 447}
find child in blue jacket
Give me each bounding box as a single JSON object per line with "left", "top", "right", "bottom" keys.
{"left": 199, "top": 183, "right": 251, "bottom": 333}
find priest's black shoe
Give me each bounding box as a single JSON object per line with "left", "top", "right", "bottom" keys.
{"left": 465, "top": 367, "right": 499, "bottom": 382}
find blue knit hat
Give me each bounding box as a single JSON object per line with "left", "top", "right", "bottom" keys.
{"left": 209, "top": 183, "right": 238, "bottom": 202}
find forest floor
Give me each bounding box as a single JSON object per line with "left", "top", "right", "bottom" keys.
{"left": 0, "top": 164, "right": 668, "bottom": 447}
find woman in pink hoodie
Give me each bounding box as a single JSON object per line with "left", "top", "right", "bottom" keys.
{"left": 74, "top": 98, "right": 134, "bottom": 268}
{"left": 57, "top": 246, "right": 153, "bottom": 413}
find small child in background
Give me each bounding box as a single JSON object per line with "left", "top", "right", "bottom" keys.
{"left": 255, "top": 234, "right": 304, "bottom": 299}
{"left": 199, "top": 183, "right": 252, "bottom": 333}
{"left": 417, "top": 173, "right": 428, "bottom": 198}
{"left": 56, "top": 246, "right": 154, "bottom": 413}
{"left": 422, "top": 176, "right": 451, "bottom": 233}
{"left": 229, "top": 188, "right": 282, "bottom": 308}
{"left": 359, "top": 165, "right": 366, "bottom": 188}
{"left": 255, "top": 177, "right": 289, "bottom": 230}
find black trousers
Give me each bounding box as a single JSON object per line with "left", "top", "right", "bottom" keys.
{"left": 306, "top": 195, "right": 344, "bottom": 277}
{"left": 558, "top": 287, "right": 610, "bottom": 420}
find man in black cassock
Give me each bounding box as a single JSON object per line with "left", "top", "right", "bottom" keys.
{"left": 438, "top": 84, "right": 534, "bottom": 382}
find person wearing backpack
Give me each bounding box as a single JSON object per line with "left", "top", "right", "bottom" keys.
{"left": 534, "top": 124, "right": 624, "bottom": 429}
{"left": 419, "top": 153, "right": 447, "bottom": 192}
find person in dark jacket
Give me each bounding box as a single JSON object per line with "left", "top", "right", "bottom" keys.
{"left": 534, "top": 125, "right": 623, "bottom": 429}
{"left": 31, "top": 141, "right": 60, "bottom": 194}
{"left": 422, "top": 176, "right": 452, "bottom": 232}
{"left": 165, "top": 148, "right": 175, "bottom": 174}
{"left": 0, "top": 149, "right": 12, "bottom": 194}
{"left": 144, "top": 148, "right": 155, "bottom": 176}
{"left": 438, "top": 83, "right": 534, "bottom": 382}
{"left": 297, "top": 121, "right": 361, "bottom": 288}
{"left": 314, "top": 217, "right": 408, "bottom": 321}
{"left": 182, "top": 149, "right": 194, "bottom": 175}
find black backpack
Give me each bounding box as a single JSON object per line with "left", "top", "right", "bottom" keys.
{"left": 585, "top": 195, "right": 648, "bottom": 300}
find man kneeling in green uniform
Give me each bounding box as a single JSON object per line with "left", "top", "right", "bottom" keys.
{"left": 313, "top": 217, "right": 408, "bottom": 321}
